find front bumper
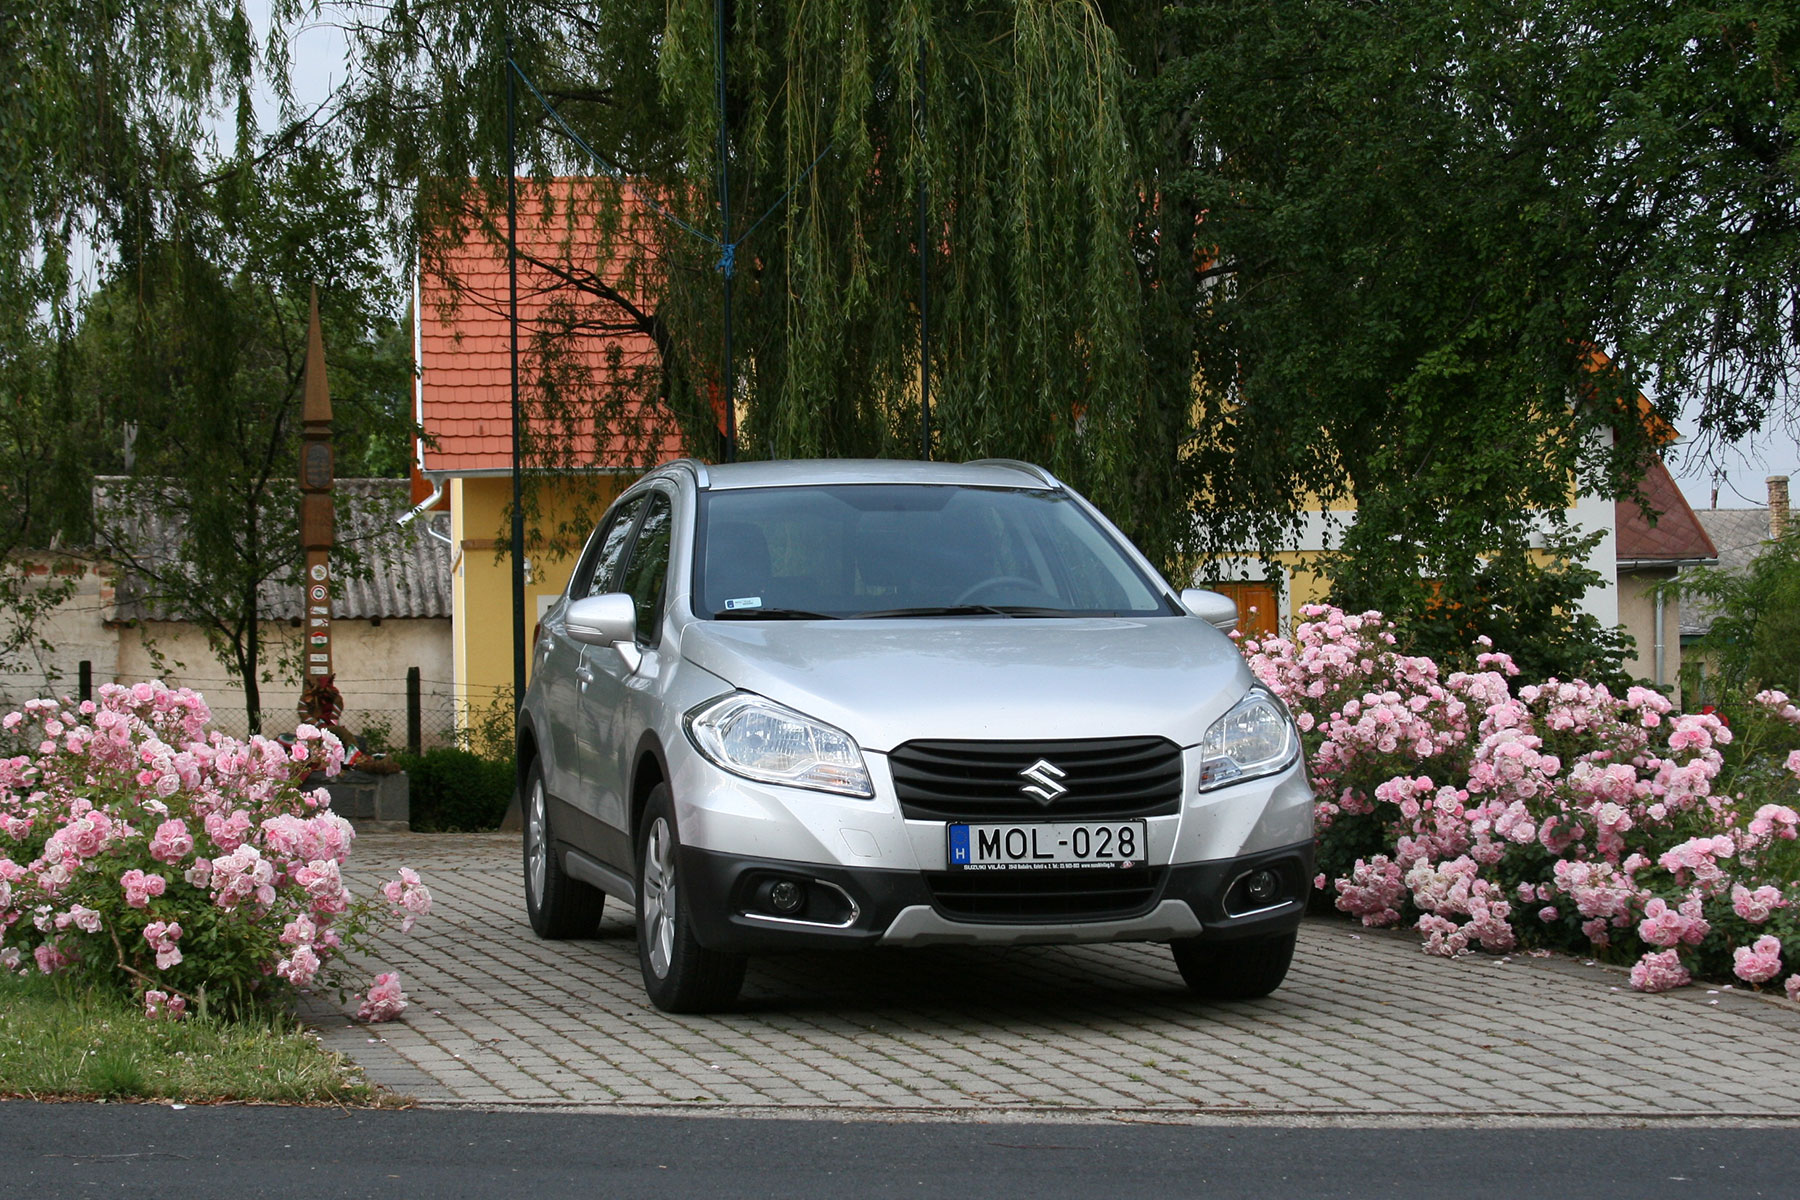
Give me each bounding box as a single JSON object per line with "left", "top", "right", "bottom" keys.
{"left": 677, "top": 839, "right": 1314, "bottom": 954}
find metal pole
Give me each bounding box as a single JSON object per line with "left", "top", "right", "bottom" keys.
{"left": 406, "top": 665, "right": 422, "bottom": 756}
{"left": 507, "top": 40, "right": 526, "bottom": 722}
{"left": 916, "top": 37, "right": 931, "bottom": 462}
{"left": 715, "top": 0, "right": 736, "bottom": 462}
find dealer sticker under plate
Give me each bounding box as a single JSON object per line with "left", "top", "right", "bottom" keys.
{"left": 947, "top": 821, "right": 1147, "bottom": 871}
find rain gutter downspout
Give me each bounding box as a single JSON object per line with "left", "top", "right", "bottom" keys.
{"left": 396, "top": 474, "right": 451, "bottom": 547}
{"left": 1654, "top": 588, "right": 1665, "bottom": 688}
{"left": 401, "top": 254, "right": 451, "bottom": 549}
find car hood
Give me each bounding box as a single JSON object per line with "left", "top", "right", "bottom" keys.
{"left": 676, "top": 616, "right": 1256, "bottom": 751}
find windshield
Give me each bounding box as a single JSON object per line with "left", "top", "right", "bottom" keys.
{"left": 694, "top": 484, "right": 1174, "bottom": 619}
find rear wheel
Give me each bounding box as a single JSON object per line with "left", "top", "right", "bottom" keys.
{"left": 522, "top": 760, "right": 606, "bottom": 939}
{"left": 1171, "top": 931, "right": 1297, "bottom": 1000}
{"left": 636, "top": 784, "right": 746, "bottom": 1013}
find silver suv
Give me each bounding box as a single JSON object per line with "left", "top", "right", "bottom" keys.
{"left": 518, "top": 458, "right": 1313, "bottom": 1012}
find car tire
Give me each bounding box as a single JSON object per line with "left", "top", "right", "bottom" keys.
{"left": 1170, "top": 930, "right": 1297, "bottom": 1000}
{"left": 636, "top": 783, "right": 747, "bottom": 1013}
{"left": 522, "top": 759, "right": 607, "bottom": 939}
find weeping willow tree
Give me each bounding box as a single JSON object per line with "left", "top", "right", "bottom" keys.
{"left": 342, "top": 0, "right": 1198, "bottom": 567}
{"left": 2, "top": 1, "right": 253, "bottom": 561}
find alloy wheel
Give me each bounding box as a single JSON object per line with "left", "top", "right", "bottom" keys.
{"left": 527, "top": 776, "right": 548, "bottom": 906}
{"left": 642, "top": 817, "right": 677, "bottom": 979}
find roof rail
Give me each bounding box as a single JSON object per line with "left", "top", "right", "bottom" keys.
{"left": 658, "top": 458, "right": 712, "bottom": 490}
{"left": 965, "top": 459, "right": 1061, "bottom": 489}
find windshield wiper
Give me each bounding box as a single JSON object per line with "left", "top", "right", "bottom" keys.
{"left": 855, "top": 604, "right": 1080, "bottom": 618}
{"left": 711, "top": 607, "right": 841, "bottom": 621}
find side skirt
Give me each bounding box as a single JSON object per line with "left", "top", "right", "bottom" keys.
{"left": 565, "top": 848, "right": 638, "bottom": 908}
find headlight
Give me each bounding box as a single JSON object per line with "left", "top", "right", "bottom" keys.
{"left": 685, "top": 694, "right": 874, "bottom": 797}
{"left": 1197, "top": 688, "right": 1298, "bottom": 791}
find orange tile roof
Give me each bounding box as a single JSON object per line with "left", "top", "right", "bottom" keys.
{"left": 417, "top": 180, "right": 690, "bottom": 474}
{"left": 1580, "top": 346, "right": 1678, "bottom": 445}
{"left": 1616, "top": 456, "right": 1718, "bottom": 565}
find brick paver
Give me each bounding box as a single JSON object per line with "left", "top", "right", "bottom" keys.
{"left": 302, "top": 833, "right": 1800, "bottom": 1117}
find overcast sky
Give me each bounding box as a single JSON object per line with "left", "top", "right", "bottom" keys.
{"left": 257, "top": 2, "right": 352, "bottom": 127}
{"left": 1666, "top": 427, "right": 1798, "bottom": 513}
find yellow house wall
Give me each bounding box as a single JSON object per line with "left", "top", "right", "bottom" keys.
{"left": 450, "top": 474, "right": 630, "bottom": 729}
{"left": 1617, "top": 569, "right": 1683, "bottom": 703}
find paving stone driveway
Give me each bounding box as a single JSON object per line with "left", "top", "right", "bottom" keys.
{"left": 302, "top": 833, "right": 1800, "bottom": 1118}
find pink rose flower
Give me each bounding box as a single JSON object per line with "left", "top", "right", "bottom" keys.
{"left": 143, "top": 921, "right": 183, "bottom": 970}
{"left": 34, "top": 943, "right": 72, "bottom": 974}
{"left": 276, "top": 945, "right": 321, "bottom": 986}
{"left": 143, "top": 989, "right": 187, "bottom": 1020}
{"left": 1733, "top": 935, "right": 1783, "bottom": 985}
{"left": 120, "top": 868, "right": 167, "bottom": 909}
{"left": 148, "top": 818, "right": 194, "bottom": 864}
{"left": 1629, "top": 949, "right": 1691, "bottom": 993}
{"left": 381, "top": 867, "right": 432, "bottom": 933}
{"left": 356, "top": 971, "right": 408, "bottom": 1022}
{"left": 1731, "top": 884, "right": 1788, "bottom": 924}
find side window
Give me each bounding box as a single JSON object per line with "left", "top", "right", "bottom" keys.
{"left": 573, "top": 496, "right": 645, "bottom": 599}
{"left": 618, "top": 493, "right": 674, "bottom": 643}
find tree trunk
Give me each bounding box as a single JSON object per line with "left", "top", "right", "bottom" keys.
{"left": 241, "top": 629, "right": 262, "bottom": 736}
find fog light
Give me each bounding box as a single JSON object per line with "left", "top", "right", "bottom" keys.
{"left": 1246, "top": 869, "right": 1281, "bottom": 905}
{"left": 768, "top": 880, "right": 805, "bottom": 914}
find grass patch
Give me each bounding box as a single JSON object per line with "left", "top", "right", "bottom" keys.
{"left": 0, "top": 972, "right": 382, "bottom": 1105}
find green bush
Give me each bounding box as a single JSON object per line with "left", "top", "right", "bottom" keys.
{"left": 393, "top": 747, "right": 515, "bottom": 832}
{"left": 1677, "top": 529, "right": 1800, "bottom": 703}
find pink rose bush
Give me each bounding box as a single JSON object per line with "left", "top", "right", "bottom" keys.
{"left": 0, "top": 683, "right": 428, "bottom": 1021}
{"left": 1242, "top": 606, "right": 1800, "bottom": 996}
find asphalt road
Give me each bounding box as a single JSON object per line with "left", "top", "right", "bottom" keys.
{"left": 5, "top": 1103, "right": 1794, "bottom": 1199}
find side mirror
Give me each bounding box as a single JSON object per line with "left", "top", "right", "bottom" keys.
{"left": 1180, "top": 588, "right": 1239, "bottom": 633}
{"left": 566, "top": 593, "right": 638, "bottom": 647}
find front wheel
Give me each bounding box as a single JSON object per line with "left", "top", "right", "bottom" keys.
{"left": 1171, "top": 931, "right": 1297, "bottom": 1000}
{"left": 636, "top": 784, "right": 746, "bottom": 1013}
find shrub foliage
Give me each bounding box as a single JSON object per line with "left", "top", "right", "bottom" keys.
{"left": 0, "top": 684, "right": 428, "bottom": 1020}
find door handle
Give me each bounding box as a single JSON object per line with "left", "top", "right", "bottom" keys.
{"left": 576, "top": 665, "right": 595, "bottom": 685}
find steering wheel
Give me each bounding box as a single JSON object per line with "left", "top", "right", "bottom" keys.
{"left": 953, "top": 575, "right": 1051, "bottom": 606}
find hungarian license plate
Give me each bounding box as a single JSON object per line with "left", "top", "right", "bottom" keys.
{"left": 946, "top": 821, "right": 1147, "bottom": 871}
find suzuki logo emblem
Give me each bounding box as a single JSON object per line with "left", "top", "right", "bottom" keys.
{"left": 1020, "top": 759, "right": 1068, "bottom": 804}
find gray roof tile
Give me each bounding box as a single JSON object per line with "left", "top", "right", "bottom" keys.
{"left": 96, "top": 478, "right": 452, "bottom": 623}
{"left": 1678, "top": 508, "right": 1771, "bottom": 638}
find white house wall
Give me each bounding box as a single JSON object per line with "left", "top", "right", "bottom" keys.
{"left": 0, "top": 565, "right": 119, "bottom": 707}
{"left": 114, "top": 617, "right": 455, "bottom": 741}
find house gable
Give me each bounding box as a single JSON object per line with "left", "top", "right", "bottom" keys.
{"left": 1615, "top": 457, "right": 1718, "bottom": 567}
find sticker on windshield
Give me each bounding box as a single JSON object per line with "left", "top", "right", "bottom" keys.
{"left": 723, "top": 596, "right": 763, "bottom": 611}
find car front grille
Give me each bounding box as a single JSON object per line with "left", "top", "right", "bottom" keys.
{"left": 922, "top": 867, "right": 1163, "bottom": 923}
{"left": 888, "top": 737, "right": 1184, "bottom": 821}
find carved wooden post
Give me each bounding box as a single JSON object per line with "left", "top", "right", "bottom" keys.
{"left": 299, "top": 288, "right": 339, "bottom": 725}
